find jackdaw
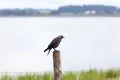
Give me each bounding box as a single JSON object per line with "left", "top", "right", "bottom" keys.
{"left": 44, "top": 35, "right": 64, "bottom": 55}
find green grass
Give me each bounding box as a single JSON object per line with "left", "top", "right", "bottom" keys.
{"left": 0, "top": 69, "right": 120, "bottom": 80}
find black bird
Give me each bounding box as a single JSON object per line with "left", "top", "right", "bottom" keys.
{"left": 44, "top": 35, "right": 64, "bottom": 55}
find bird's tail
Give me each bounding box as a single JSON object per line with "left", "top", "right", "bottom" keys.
{"left": 44, "top": 48, "right": 48, "bottom": 52}
{"left": 47, "top": 50, "right": 50, "bottom": 55}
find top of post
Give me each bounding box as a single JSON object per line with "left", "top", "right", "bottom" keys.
{"left": 53, "top": 50, "right": 60, "bottom": 57}
{"left": 53, "top": 50, "right": 60, "bottom": 53}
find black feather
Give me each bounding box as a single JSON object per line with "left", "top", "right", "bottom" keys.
{"left": 44, "top": 35, "right": 64, "bottom": 55}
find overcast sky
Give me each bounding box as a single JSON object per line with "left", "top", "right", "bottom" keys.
{"left": 0, "top": 0, "right": 120, "bottom": 9}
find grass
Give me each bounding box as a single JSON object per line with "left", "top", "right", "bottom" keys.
{"left": 0, "top": 69, "right": 120, "bottom": 80}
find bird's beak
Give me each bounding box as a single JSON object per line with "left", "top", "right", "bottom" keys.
{"left": 63, "top": 36, "right": 65, "bottom": 38}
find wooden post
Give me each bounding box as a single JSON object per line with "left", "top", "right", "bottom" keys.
{"left": 53, "top": 50, "right": 62, "bottom": 80}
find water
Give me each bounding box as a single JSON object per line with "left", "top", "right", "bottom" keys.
{"left": 0, "top": 17, "right": 120, "bottom": 72}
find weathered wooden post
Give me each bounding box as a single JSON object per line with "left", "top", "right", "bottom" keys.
{"left": 53, "top": 50, "right": 62, "bottom": 80}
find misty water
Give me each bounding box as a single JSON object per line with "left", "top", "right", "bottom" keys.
{"left": 0, "top": 17, "right": 120, "bottom": 72}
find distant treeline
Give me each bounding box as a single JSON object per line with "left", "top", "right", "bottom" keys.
{"left": 0, "top": 5, "right": 120, "bottom": 16}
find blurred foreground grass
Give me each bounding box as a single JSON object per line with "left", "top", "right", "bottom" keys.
{"left": 1, "top": 69, "right": 120, "bottom": 80}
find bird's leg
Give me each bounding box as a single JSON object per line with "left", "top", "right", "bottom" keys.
{"left": 53, "top": 48, "right": 56, "bottom": 51}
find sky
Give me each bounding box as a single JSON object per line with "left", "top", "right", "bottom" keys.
{"left": 0, "top": 0, "right": 120, "bottom": 9}
{"left": 0, "top": 17, "right": 120, "bottom": 72}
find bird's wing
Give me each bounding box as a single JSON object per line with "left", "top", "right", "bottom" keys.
{"left": 48, "top": 37, "right": 59, "bottom": 47}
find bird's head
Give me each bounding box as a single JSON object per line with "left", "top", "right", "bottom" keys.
{"left": 59, "top": 35, "right": 64, "bottom": 39}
